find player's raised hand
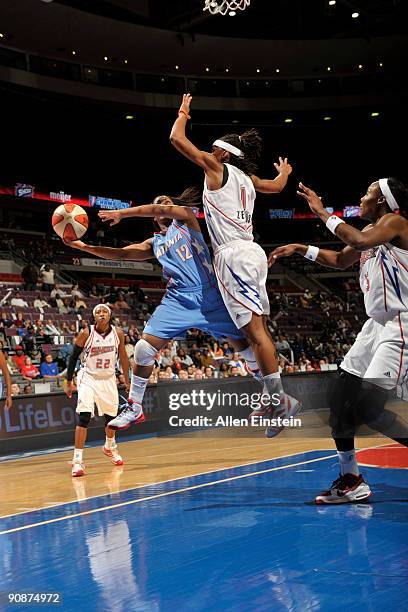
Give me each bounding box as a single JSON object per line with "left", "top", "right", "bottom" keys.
{"left": 268, "top": 244, "right": 298, "bottom": 267}
{"left": 98, "top": 210, "right": 122, "bottom": 226}
{"left": 179, "top": 93, "right": 192, "bottom": 116}
{"left": 297, "top": 182, "right": 325, "bottom": 215}
{"left": 274, "top": 157, "right": 292, "bottom": 176}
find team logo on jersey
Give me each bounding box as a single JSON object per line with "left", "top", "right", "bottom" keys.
{"left": 226, "top": 264, "right": 261, "bottom": 310}
{"left": 90, "top": 345, "right": 115, "bottom": 357}
{"left": 380, "top": 251, "right": 406, "bottom": 306}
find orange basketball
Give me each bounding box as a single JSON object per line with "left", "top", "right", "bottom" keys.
{"left": 51, "top": 204, "right": 89, "bottom": 241}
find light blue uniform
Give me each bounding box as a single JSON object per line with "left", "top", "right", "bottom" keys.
{"left": 144, "top": 221, "right": 243, "bottom": 340}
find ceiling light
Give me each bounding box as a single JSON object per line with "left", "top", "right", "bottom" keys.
{"left": 256, "top": 68, "right": 261, "bottom": 73}
{"left": 124, "top": 59, "right": 128, "bottom": 64}
{"left": 0, "top": 33, "right": 4, "bottom": 38}
{"left": 358, "top": 64, "right": 363, "bottom": 69}
{"left": 284, "top": 118, "right": 293, "bottom": 124}
{"left": 328, "top": 1, "right": 336, "bottom": 5}
{"left": 352, "top": 12, "right": 359, "bottom": 18}
{"left": 104, "top": 56, "right": 108, "bottom": 61}
{"left": 125, "top": 115, "right": 134, "bottom": 120}
{"left": 327, "top": 66, "right": 331, "bottom": 71}
{"left": 371, "top": 112, "right": 380, "bottom": 117}
{"left": 275, "top": 68, "right": 280, "bottom": 73}
{"left": 175, "top": 65, "right": 179, "bottom": 70}
{"left": 225, "top": 68, "right": 229, "bottom": 72}
{"left": 205, "top": 67, "right": 210, "bottom": 72}
{"left": 379, "top": 62, "right": 383, "bottom": 67}
{"left": 72, "top": 51, "right": 76, "bottom": 55}
{"left": 229, "top": 11, "right": 236, "bottom": 16}
{"left": 324, "top": 116, "right": 332, "bottom": 121}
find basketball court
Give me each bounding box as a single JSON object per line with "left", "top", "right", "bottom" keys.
{"left": 1, "top": 433, "right": 407, "bottom": 609}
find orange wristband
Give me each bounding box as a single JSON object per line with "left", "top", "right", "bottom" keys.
{"left": 178, "top": 109, "right": 191, "bottom": 120}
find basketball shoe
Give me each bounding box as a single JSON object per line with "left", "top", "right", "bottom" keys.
{"left": 108, "top": 399, "right": 145, "bottom": 430}
{"left": 249, "top": 393, "right": 302, "bottom": 438}
{"left": 71, "top": 461, "right": 85, "bottom": 477}
{"left": 102, "top": 444, "right": 124, "bottom": 466}
{"left": 315, "top": 473, "right": 372, "bottom": 504}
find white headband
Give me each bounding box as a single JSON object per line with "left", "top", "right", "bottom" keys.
{"left": 213, "top": 139, "right": 243, "bottom": 158}
{"left": 379, "top": 178, "right": 399, "bottom": 212}
{"left": 93, "top": 304, "right": 111, "bottom": 317}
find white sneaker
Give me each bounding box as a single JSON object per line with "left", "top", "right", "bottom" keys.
{"left": 264, "top": 394, "right": 302, "bottom": 438}
{"left": 315, "top": 473, "right": 372, "bottom": 504}
{"left": 102, "top": 445, "right": 124, "bottom": 466}
{"left": 71, "top": 460, "right": 85, "bottom": 477}
{"left": 108, "top": 399, "right": 145, "bottom": 431}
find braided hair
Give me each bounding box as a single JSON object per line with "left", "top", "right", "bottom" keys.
{"left": 216, "top": 128, "right": 262, "bottom": 175}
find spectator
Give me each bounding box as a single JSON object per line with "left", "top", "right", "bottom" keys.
{"left": 228, "top": 352, "right": 246, "bottom": 376}
{"left": 13, "top": 346, "right": 26, "bottom": 371}
{"left": 51, "top": 284, "right": 66, "bottom": 299}
{"left": 124, "top": 335, "right": 134, "bottom": 360}
{"left": 21, "top": 261, "right": 40, "bottom": 291}
{"left": 40, "top": 264, "right": 55, "bottom": 292}
{"left": 210, "top": 342, "right": 224, "bottom": 359}
{"left": 177, "top": 348, "right": 193, "bottom": 367}
{"left": 159, "top": 348, "right": 173, "bottom": 368}
{"left": 89, "top": 285, "right": 101, "bottom": 299}
{"left": 11, "top": 292, "right": 29, "bottom": 308}
{"left": 204, "top": 366, "right": 214, "bottom": 379}
{"left": 11, "top": 383, "right": 20, "bottom": 396}
{"left": 71, "top": 284, "right": 84, "bottom": 299}
{"left": 221, "top": 342, "right": 234, "bottom": 358}
{"left": 194, "top": 370, "right": 204, "bottom": 380}
{"left": 33, "top": 294, "right": 50, "bottom": 310}
{"left": 219, "top": 362, "right": 230, "bottom": 378}
{"left": 40, "top": 354, "right": 59, "bottom": 380}
{"left": 192, "top": 350, "right": 203, "bottom": 368}
{"left": 74, "top": 296, "right": 87, "bottom": 311}
{"left": 114, "top": 292, "right": 130, "bottom": 310}
{"left": 23, "top": 384, "right": 33, "bottom": 395}
{"left": 178, "top": 369, "right": 189, "bottom": 381}
{"left": 45, "top": 319, "right": 61, "bottom": 336}
{"left": 148, "top": 372, "right": 158, "bottom": 384}
{"left": 165, "top": 365, "right": 178, "bottom": 380}
{"left": 230, "top": 366, "right": 241, "bottom": 377}
{"left": 21, "top": 356, "right": 40, "bottom": 381}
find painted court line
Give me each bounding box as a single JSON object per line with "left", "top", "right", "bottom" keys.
{"left": 0, "top": 448, "right": 329, "bottom": 521}
{"left": 0, "top": 453, "right": 338, "bottom": 536}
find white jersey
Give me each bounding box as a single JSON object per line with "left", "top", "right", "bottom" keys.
{"left": 203, "top": 163, "right": 256, "bottom": 250}
{"left": 80, "top": 325, "right": 119, "bottom": 379}
{"left": 360, "top": 242, "right": 408, "bottom": 319}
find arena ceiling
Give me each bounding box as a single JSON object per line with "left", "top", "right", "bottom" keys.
{"left": 53, "top": 0, "right": 407, "bottom": 40}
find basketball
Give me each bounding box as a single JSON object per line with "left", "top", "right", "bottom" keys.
{"left": 51, "top": 203, "right": 89, "bottom": 241}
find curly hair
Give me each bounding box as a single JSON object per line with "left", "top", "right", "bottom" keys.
{"left": 216, "top": 128, "right": 262, "bottom": 175}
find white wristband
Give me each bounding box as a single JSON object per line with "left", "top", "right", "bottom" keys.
{"left": 304, "top": 245, "right": 319, "bottom": 261}
{"left": 326, "top": 215, "right": 345, "bottom": 235}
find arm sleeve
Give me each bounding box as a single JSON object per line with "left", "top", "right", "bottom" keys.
{"left": 67, "top": 344, "right": 83, "bottom": 381}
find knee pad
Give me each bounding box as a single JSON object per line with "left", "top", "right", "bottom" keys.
{"left": 134, "top": 339, "right": 157, "bottom": 366}
{"left": 329, "top": 369, "right": 362, "bottom": 437}
{"left": 357, "top": 382, "right": 397, "bottom": 433}
{"left": 104, "top": 414, "right": 114, "bottom": 427}
{"left": 78, "top": 412, "right": 92, "bottom": 428}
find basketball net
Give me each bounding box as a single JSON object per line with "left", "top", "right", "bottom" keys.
{"left": 203, "top": 0, "right": 251, "bottom": 17}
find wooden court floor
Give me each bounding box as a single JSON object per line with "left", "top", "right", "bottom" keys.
{"left": 0, "top": 425, "right": 387, "bottom": 517}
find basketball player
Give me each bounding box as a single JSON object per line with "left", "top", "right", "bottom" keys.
{"left": 65, "top": 188, "right": 263, "bottom": 431}
{"left": 65, "top": 304, "right": 130, "bottom": 477}
{"left": 270, "top": 178, "right": 408, "bottom": 503}
{"left": 0, "top": 349, "right": 12, "bottom": 409}
{"left": 169, "top": 93, "right": 301, "bottom": 435}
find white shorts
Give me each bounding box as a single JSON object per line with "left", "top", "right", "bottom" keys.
{"left": 213, "top": 240, "right": 270, "bottom": 328}
{"left": 76, "top": 370, "right": 119, "bottom": 417}
{"left": 341, "top": 312, "right": 408, "bottom": 398}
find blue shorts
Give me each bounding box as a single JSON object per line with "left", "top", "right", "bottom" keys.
{"left": 143, "top": 285, "right": 244, "bottom": 340}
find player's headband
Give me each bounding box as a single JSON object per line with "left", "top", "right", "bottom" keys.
{"left": 93, "top": 304, "right": 111, "bottom": 317}
{"left": 379, "top": 178, "right": 399, "bottom": 212}
{"left": 213, "top": 139, "right": 243, "bottom": 158}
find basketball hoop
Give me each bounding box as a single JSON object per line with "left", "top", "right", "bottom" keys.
{"left": 203, "top": 0, "right": 251, "bottom": 17}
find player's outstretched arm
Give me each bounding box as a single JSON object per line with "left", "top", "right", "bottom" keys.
{"left": 251, "top": 157, "right": 293, "bottom": 194}
{"left": 64, "top": 238, "right": 155, "bottom": 261}
{"left": 99, "top": 202, "right": 200, "bottom": 231}
{"left": 116, "top": 329, "right": 130, "bottom": 392}
{"left": 269, "top": 243, "right": 360, "bottom": 270}
{"left": 169, "top": 94, "right": 221, "bottom": 174}
{"left": 0, "top": 349, "right": 12, "bottom": 410}
{"left": 298, "top": 182, "right": 402, "bottom": 250}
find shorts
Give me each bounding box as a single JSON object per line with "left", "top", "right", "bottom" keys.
{"left": 341, "top": 311, "right": 408, "bottom": 399}
{"left": 76, "top": 370, "right": 119, "bottom": 417}
{"left": 143, "top": 284, "right": 243, "bottom": 340}
{"left": 213, "top": 241, "right": 270, "bottom": 328}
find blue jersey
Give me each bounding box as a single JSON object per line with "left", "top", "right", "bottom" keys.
{"left": 151, "top": 221, "right": 216, "bottom": 289}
